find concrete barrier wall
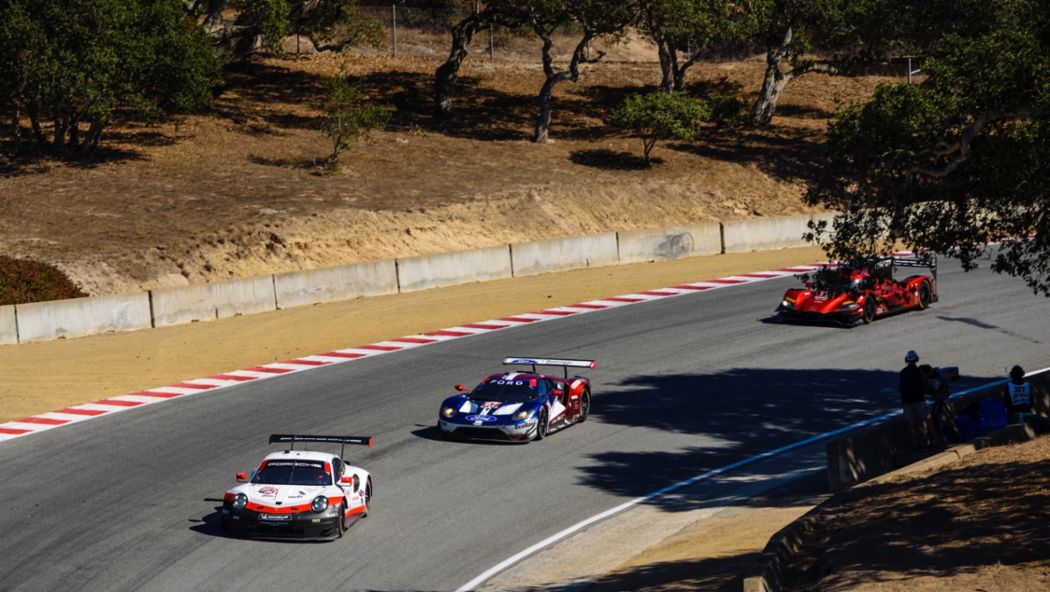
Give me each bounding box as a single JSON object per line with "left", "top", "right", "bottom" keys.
{"left": 15, "top": 293, "right": 153, "bottom": 342}
{"left": 617, "top": 223, "right": 723, "bottom": 263}
{"left": 212, "top": 275, "right": 278, "bottom": 319}
{"left": 151, "top": 276, "right": 278, "bottom": 327}
{"left": 397, "top": 246, "right": 512, "bottom": 292}
{"left": 510, "top": 233, "right": 619, "bottom": 277}
{"left": 3, "top": 214, "right": 834, "bottom": 342}
{"left": 274, "top": 260, "right": 398, "bottom": 309}
{"left": 723, "top": 215, "right": 829, "bottom": 253}
{"left": 0, "top": 305, "right": 16, "bottom": 345}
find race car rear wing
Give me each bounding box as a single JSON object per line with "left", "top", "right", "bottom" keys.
{"left": 269, "top": 434, "right": 374, "bottom": 457}
{"left": 887, "top": 253, "right": 937, "bottom": 295}
{"left": 503, "top": 357, "right": 596, "bottom": 378}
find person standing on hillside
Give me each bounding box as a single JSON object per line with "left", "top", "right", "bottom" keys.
{"left": 900, "top": 350, "right": 932, "bottom": 450}
{"left": 1003, "top": 365, "right": 1033, "bottom": 422}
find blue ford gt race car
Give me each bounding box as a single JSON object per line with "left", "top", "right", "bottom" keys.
{"left": 437, "top": 357, "right": 596, "bottom": 442}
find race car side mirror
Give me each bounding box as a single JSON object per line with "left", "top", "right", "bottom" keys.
{"left": 454, "top": 384, "right": 468, "bottom": 392}
{"left": 236, "top": 472, "right": 249, "bottom": 483}
{"left": 340, "top": 476, "right": 354, "bottom": 485}
{"left": 553, "top": 389, "right": 564, "bottom": 396}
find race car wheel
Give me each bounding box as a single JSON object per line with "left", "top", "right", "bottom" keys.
{"left": 917, "top": 281, "right": 932, "bottom": 310}
{"left": 862, "top": 300, "right": 876, "bottom": 324}
{"left": 577, "top": 390, "right": 591, "bottom": 423}
{"left": 336, "top": 502, "right": 346, "bottom": 539}
{"left": 535, "top": 409, "right": 548, "bottom": 441}
{"left": 363, "top": 478, "right": 372, "bottom": 517}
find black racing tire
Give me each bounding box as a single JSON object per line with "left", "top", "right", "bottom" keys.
{"left": 862, "top": 300, "right": 876, "bottom": 324}
{"left": 336, "top": 502, "right": 346, "bottom": 539}
{"left": 534, "top": 409, "right": 548, "bottom": 441}
{"left": 917, "top": 280, "right": 933, "bottom": 310}
{"left": 577, "top": 390, "right": 591, "bottom": 423}
{"left": 363, "top": 478, "right": 372, "bottom": 517}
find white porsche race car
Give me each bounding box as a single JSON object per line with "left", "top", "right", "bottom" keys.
{"left": 221, "top": 434, "right": 374, "bottom": 540}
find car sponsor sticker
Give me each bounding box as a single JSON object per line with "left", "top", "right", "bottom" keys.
{"left": 465, "top": 415, "right": 497, "bottom": 423}
{"left": 259, "top": 514, "right": 290, "bottom": 521}
{"left": 259, "top": 485, "right": 279, "bottom": 496}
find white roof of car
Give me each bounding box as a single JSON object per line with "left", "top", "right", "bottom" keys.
{"left": 263, "top": 450, "right": 336, "bottom": 463}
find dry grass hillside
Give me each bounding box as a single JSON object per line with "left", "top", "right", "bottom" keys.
{"left": 0, "top": 36, "right": 896, "bottom": 296}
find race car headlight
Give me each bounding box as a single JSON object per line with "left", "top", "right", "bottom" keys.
{"left": 514, "top": 409, "right": 531, "bottom": 421}
{"left": 311, "top": 496, "right": 329, "bottom": 513}
{"left": 781, "top": 300, "right": 793, "bottom": 308}
{"left": 231, "top": 493, "right": 248, "bottom": 510}
{"left": 441, "top": 406, "right": 456, "bottom": 418}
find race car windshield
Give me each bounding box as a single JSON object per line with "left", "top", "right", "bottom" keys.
{"left": 469, "top": 381, "right": 538, "bottom": 403}
{"left": 252, "top": 461, "right": 331, "bottom": 486}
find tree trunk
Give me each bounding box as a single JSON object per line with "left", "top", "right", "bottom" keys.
{"left": 434, "top": 12, "right": 486, "bottom": 121}
{"left": 643, "top": 137, "right": 657, "bottom": 166}
{"left": 751, "top": 26, "right": 792, "bottom": 126}
{"left": 533, "top": 26, "right": 593, "bottom": 144}
{"left": 69, "top": 115, "right": 80, "bottom": 149}
{"left": 10, "top": 107, "right": 21, "bottom": 156}
{"left": 657, "top": 40, "right": 674, "bottom": 93}
{"left": 81, "top": 118, "right": 104, "bottom": 154}
{"left": 534, "top": 76, "right": 556, "bottom": 143}
{"left": 750, "top": 26, "right": 838, "bottom": 126}
{"left": 28, "top": 105, "right": 48, "bottom": 149}
{"left": 751, "top": 61, "right": 787, "bottom": 125}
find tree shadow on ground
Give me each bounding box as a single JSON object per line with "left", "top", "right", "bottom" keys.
{"left": 0, "top": 141, "right": 148, "bottom": 177}
{"left": 578, "top": 368, "right": 995, "bottom": 512}
{"left": 569, "top": 149, "right": 655, "bottom": 170}
{"left": 670, "top": 124, "right": 824, "bottom": 182}
{"left": 801, "top": 455, "right": 1050, "bottom": 589}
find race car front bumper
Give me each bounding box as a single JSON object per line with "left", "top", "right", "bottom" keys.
{"left": 438, "top": 418, "right": 537, "bottom": 442}
{"left": 776, "top": 306, "right": 861, "bottom": 324}
{"left": 221, "top": 506, "right": 342, "bottom": 539}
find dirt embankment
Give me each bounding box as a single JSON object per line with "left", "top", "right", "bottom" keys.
{"left": 0, "top": 45, "right": 893, "bottom": 297}
{"left": 789, "top": 436, "right": 1050, "bottom": 592}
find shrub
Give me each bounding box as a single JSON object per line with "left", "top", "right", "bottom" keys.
{"left": 321, "top": 75, "right": 393, "bottom": 168}
{"left": 609, "top": 92, "right": 710, "bottom": 166}
{"left": 707, "top": 94, "right": 750, "bottom": 127}
{"left": 0, "top": 256, "right": 86, "bottom": 305}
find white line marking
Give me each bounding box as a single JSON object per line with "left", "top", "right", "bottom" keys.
{"left": 454, "top": 368, "right": 1050, "bottom": 592}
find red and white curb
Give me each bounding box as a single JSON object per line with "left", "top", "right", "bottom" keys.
{"left": 0, "top": 262, "right": 833, "bottom": 444}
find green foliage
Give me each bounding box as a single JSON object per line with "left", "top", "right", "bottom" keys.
{"left": 806, "top": 0, "right": 1050, "bottom": 293}
{"left": 707, "top": 94, "right": 749, "bottom": 127}
{"left": 321, "top": 76, "right": 393, "bottom": 166}
{"left": 292, "top": 0, "right": 385, "bottom": 50}
{"left": 609, "top": 92, "right": 710, "bottom": 165}
{"left": 0, "top": 0, "right": 219, "bottom": 155}
{"left": 236, "top": 0, "right": 291, "bottom": 53}
{"left": 0, "top": 256, "right": 86, "bottom": 306}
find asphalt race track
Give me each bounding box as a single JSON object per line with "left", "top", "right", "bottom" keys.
{"left": 2, "top": 258, "right": 1048, "bottom": 591}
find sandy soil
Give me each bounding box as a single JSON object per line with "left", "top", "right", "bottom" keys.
{"left": 0, "top": 246, "right": 825, "bottom": 424}
{"left": 0, "top": 43, "right": 893, "bottom": 296}
{"left": 790, "top": 436, "right": 1050, "bottom": 592}
{"left": 586, "top": 506, "right": 816, "bottom": 592}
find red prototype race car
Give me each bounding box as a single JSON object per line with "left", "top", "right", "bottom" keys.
{"left": 775, "top": 254, "right": 937, "bottom": 326}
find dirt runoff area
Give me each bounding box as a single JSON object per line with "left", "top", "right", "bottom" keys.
{"left": 0, "top": 45, "right": 893, "bottom": 296}
{"left": 784, "top": 436, "right": 1050, "bottom": 592}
